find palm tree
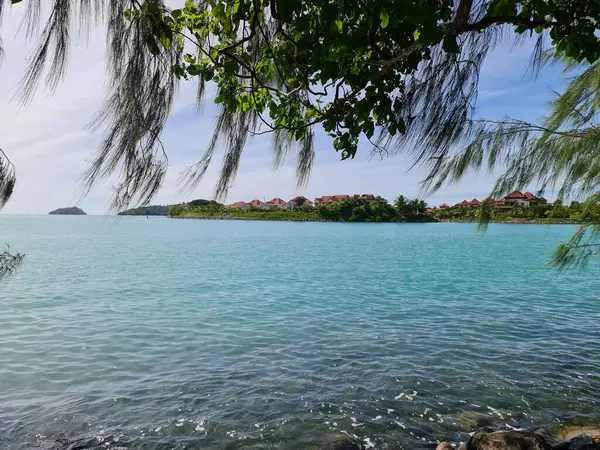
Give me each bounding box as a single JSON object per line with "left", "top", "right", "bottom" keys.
{"left": 394, "top": 195, "right": 409, "bottom": 217}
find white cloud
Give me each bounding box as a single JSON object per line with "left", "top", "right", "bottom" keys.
{"left": 0, "top": 7, "right": 565, "bottom": 214}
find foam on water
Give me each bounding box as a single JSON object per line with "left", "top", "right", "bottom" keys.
{"left": 1, "top": 217, "right": 600, "bottom": 449}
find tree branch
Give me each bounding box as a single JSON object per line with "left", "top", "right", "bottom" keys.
{"left": 463, "top": 16, "right": 551, "bottom": 33}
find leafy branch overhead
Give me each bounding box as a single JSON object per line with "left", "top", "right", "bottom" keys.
{"left": 146, "top": 0, "right": 600, "bottom": 198}
{"left": 1, "top": 0, "right": 599, "bottom": 209}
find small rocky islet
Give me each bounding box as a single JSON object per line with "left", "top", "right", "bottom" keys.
{"left": 48, "top": 206, "right": 87, "bottom": 215}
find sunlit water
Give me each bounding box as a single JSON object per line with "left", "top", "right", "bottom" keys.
{"left": 1, "top": 216, "right": 599, "bottom": 449}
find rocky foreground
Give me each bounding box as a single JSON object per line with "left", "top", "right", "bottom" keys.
{"left": 323, "top": 426, "right": 600, "bottom": 450}
{"left": 435, "top": 428, "right": 600, "bottom": 450}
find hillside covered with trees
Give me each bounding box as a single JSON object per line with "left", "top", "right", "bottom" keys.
{"left": 48, "top": 207, "right": 86, "bottom": 215}
{"left": 117, "top": 205, "right": 170, "bottom": 216}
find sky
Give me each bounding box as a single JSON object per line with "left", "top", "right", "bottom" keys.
{"left": 0, "top": 4, "right": 567, "bottom": 215}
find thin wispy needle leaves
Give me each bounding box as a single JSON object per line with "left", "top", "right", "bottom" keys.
{"left": 425, "top": 61, "right": 600, "bottom": 269}
{"left": 0, "top": 246, "right": 24, "bottom": 281}
{"left": 3, "top": 0, "right": 600, "bottom": 211}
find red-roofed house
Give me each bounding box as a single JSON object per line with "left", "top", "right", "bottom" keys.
{"left": 457, "top": 200, "right": 470, "bottom": 207}
{"left": 226, "top": 201, "right": 245, "bottom": 209}
{"left": 469, "top": 198, "right": 481, "bottom": 207}
{"left": 355, "top": 194, "right": 376, "bottom": 201}
{"left": 439, "top": 203, "right": 449, "bottom": 209}
{"left": 247, "top": 199, "right": 264, "bottom": 209}
{"left": 287, "top": 196, "right": 314, "bottom": 209}
{"left": 314, "top": 195, "right": 349, "bottom": 206}
{"left": 263, "top": 198, "right": 288, "bottom": 209}
{"left": 494, "top": 197, "right": 511, "bottom": 212}
{"left": 524, "top": 191, "right": 547, "bottom": 205}
{"left": 495, "top": 191, "right": 548, "bottom": 212}
{"left": 504, "top": 190, "right": 528, "bottom": 207}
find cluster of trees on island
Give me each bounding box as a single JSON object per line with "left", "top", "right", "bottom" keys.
{"left": 433, "top": 200, "right": 600, "bottom": 223}
{"left": 167, "top": 195, "right": 433, "bottom": 223}
{"left": 163, "top": 195, "right": 600, "bottom": 226}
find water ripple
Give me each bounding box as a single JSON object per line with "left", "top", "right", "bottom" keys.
{"left": 1, "top": 218, "right": 600, "bottom": 448}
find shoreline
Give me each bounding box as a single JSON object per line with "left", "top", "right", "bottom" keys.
{"left": 168, "top": 215, "right": 582, "bottom": 225}
{"left": 435, "top": 218, "right": 581, "bottom": 225}
{"left": 169, "top": 214, "right": 438, "bottom": 223}
{"left": 170, "top": 215, "right": 328, "bottom": 222}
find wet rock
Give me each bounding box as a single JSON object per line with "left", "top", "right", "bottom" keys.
{"left": 552, "top": 436, "right": 600, "bottom": 450}
{"left": 436, "top": 442, "right": 456, "bottom": 450}
{"left": 461, "top": 429, "right": 551, "bottom": 450}
{"left": 557, "top": 427, "right": 600, "bottom": 442}
{"left": 450, "top": 411, "right": 496, "bottom": 430}
{"left": 322, "top": 437, "right": 361, "bottom": 450}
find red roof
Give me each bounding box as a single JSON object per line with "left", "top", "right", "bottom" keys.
{"left": 469, "top": 198, "right": 481, "bottom": 206}
{"left": 227, "top": 201, "right": 247, "bottom": 208}
{"left": 439, "top": 203, "right": 449, "bottom": 208}
{"left": 266, "top": 198, "right": 287, "bottom": 206}
{"left": 289, "top": 196, "right": 313, "bottom": 205}
{"left": 458, "top": 200, "right": 470, "bottom": 207}
{"left": 316, "top": 195, "right": 349, "bottom": 203}
{"left": 505, "top": 190, "right": 526, "bottom": 199}
{"left": 523, "top": 192, "right": 536, "bottom": 200}
{"left": 357, "top": 194, "right": 376, "bottom": 200}
{"left": 247, "top": 199, "right": 263, "bottom": 207}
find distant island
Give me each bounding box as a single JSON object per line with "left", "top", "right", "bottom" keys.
{"left": 117, "top": 205, "right": 169, "bottom": 216}
{"left": 48, "top": 207, "right": 87, "bottom": 215}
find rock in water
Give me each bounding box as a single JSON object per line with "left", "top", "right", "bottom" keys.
{"left": 436, "top": 443, "right": 456, "bottom": 450}
{"left": 322, "top": 438, "right": 361, "bottom": 450}
{"left": 557, "top": 427, "right": 600, "bottom": 442}
{"left": 552, "top": 436, "right": 600, "bottom": 450}
{"left": 461, "top": 429, "right": 551, "bottom": 450}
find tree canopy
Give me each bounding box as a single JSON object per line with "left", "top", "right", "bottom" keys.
{"left": 1, "top": 0, "right": 600, "bottom": 210}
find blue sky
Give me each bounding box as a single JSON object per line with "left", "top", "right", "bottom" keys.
{"left": 0, "top": 4, "right": 567, "bottom": 214}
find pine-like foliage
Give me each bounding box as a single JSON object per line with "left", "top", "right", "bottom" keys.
{"left": 426, "top": 61, "right": 600, "bottom": 269}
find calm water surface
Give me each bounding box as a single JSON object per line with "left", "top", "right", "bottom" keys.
{"left": 1, "top": 216, "right": 599, "bottom": 449}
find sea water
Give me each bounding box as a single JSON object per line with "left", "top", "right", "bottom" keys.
{"left": 1, "top": 216, "right": 599, "bottom": 449}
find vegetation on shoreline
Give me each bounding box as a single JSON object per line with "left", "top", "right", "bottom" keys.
{"left": 432, "top": 201, "right": 600, "bottom": 225}
{"left": 173, "top": 208, "right": 320, "bottom": 221}
{"left": 170, "top": 196, "right": 436, "bottom": 223}
{"left": 117, "top": 205, "right": 170, "bottom": 216}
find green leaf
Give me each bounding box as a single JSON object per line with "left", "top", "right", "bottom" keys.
{"left": 145, "top": 36, "right": 160, "bottom": 55}
{"left": 380, "top": 12, "right": 389, "bottom": 29}
{"left": 442, "top": 34, "right": 460, "bottom": 54}
{"left": 160, "top": 33, "right": 172, "bottom": 50}
{"left": 334, "top": 20, "right": 343, "bottom": 33}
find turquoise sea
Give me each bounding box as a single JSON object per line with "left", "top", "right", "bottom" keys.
{"left": 1, "top": 216, "right": 599, "bottom": 449}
